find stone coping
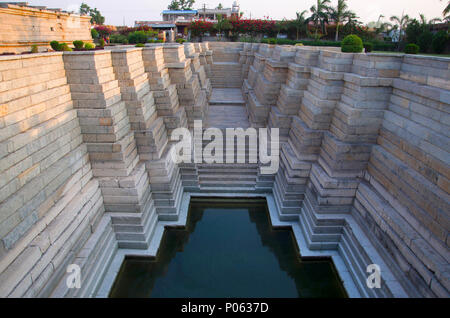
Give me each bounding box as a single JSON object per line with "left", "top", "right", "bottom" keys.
{"left": 0, "top": 2, "right": 91, "bottom": 19}
{"left": 0, "top": 51, "right": 63, "bottom": 61}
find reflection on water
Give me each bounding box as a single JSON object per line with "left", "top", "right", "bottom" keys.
{"left": 109, "top": 198, "right": 347, "bottom": 298}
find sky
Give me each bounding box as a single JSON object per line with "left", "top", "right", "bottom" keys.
{"left": 8, "top": 0, "right": 448, "bottom": 26}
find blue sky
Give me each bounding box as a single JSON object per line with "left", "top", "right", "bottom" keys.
{"left": 11, "top": 0, "right": 448, "bottom": 26}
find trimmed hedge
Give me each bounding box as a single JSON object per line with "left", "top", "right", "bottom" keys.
{"left": 404, "top": 43, "right": 420, "bottom": 54}
{"left": 341, "top": 35, "right": 363, "bottom": 53}
{"left": 259, "top": 38, "right": 341, "bottom": 47}
{"left": 73, "top": 40, "right": 84, "bottom": 49}
{"left": 364, "top": 42, "right": 373, "bottom": 53}
{"left": 84, "top": 43, "right": 95, "bottom": 50}
{"left": 58, "top": 43, "right": 72, "bottom": 52}
{"left": 50, "top": 40, "right": 60, "bottom": 51}
{"left": 243, "top": 37, "right": 396, "bottom": 52}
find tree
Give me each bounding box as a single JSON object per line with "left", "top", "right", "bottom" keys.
{"left": 419, "top": 14, "right": 442, "bottom": 25}
{"left": 168, "top": 0, "right": 195, "bottom": 10}
{"left": 168, "top": 0, "right": 180, "bottom": 10}
{"left": 308, "top": 0, "right": 331, "bottom": 37}
{"left": 344, "top": 11, "right": 360, "bottom": 34}
{"left": 443, "top": 1, "right": 450, "bottom": 17}
{"left": 215, "top": 14, "right": 232, "bottom": 40}
{"left": 328, "top": 0, "right": 352, "bottom": 41}
{"left": 79, "top": 3, "right": 105, "bottom": 25}
{"left": 290, "top": 10, "right": 308, "bottom": 40}
{"left": 389, "top": 13, "right": 410, "bottom": 45}
{"left": 217, "top": 3, "right": 224, "bottom": 10}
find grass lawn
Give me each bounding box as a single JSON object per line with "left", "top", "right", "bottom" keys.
{"left": 373, "top": 51, "right": 450, "bottom": 58}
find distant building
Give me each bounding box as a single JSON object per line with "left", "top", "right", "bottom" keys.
{"left": 162, "top": 10, "right": 198, "bottom": 22}
{"left": 135, "top": 2, "right": 241, "bottom": 36}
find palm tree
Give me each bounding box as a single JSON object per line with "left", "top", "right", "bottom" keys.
{"left": 308, "top": 0, "right": 331, "bottom": 37}
{"left": 389, "top": 13, "right": 410, "bottom": 44}
{"left": 419, "top": 14, "right": 442, "bottom": 25}
{"left": 328, "top": 0, "right": 352, "bottom": 41}
{"left": 443, "top": 1, "right": 450, "bottom": 16}
{"left": 291, "top": 10, "right": 308, "bottom": 40}
{"left": 344, "top": 11, "right": 360, "bottom": 34}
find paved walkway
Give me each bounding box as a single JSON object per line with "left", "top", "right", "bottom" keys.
{"left": 206, "top": 89, "right": 249, "bottom": 129}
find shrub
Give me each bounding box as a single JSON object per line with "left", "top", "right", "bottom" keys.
{"left": 31, "top": 45, "right": 39, "bottom": 53}
{"left": 122, "top": 38, "right": 129, "bottom": 45}
{"left": 364, "top": 42, "right": 373, "bottom": 53}
{"left": 84, "top": 43, "right": 95, "bottom": 50}
{"left": 50, "top": 40, "right": 60, "bottom": 51}
{"left": 295, "top": 43, "right": 304, "bottom": 46}
{"left": 98, "top": 38, "right": 105, "bottom": 47}
{"left": 110, "top": 34, "right": 127, "bottom": 44}
{"left": 58, "top": 43, "right": 72, "bottom": 51}
{"left": 176, "top": 38, "right": 186, "bottom": 44}
{"left": 155, "top": 40, "right": 164, "bottom": 43}
{"left": 91, "top": 28, "right": 99, "bottom": 39}
{"left": 404, "top": 43, "right": 420, "bottom": 54}
{"left": 128, "top": 31, "right": 149, "bottom": 44}
{"left": 298, "top": 40, "right": 341, "bottom": 47}
{"left": 432, "top": 31, "right": 448, "bottom": 54}
{"left": 135, "top": 43, "right": 145, "bottom": 47}
{"left": 371, "top": 40, "right": 396, "bottom": 51}
{"left": 341, "top": 34, "right": 363, "bottom": 53}
{"left": 417, "top": 31, "right": 433, "bottom": 53}
{"left": 73, "top": 40, "right": 84, "bottom": 49}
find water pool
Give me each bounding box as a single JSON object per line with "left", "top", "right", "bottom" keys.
{"left": 109, "top": 198, "right": 347, "bottom": 298}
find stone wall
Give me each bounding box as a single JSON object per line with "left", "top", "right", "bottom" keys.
{"left": 241, "top": 43, "right": 449, "bottom": 297}
{"left": 0, "top": 44, "right": 205, "bottom": 297}
{"left": 0, "top": 3, "right": 92, "bottom": 54}
{"left": 0, "top": 52, "right": 111, "bottom": 297}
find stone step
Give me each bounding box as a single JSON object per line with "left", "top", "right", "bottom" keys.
{"left": 199, "top": 180, "right": 256, "bottom": 187}
{"left": 200, "top": 174, "right": 257, "bottom": 181}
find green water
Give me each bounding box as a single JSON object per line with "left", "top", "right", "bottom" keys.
{"left": 109, "top": 199, "right": 347, "bottom": 298}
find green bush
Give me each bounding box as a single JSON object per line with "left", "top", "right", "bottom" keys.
{"left": 73, "top": 40, "right": 84, "bottom": 49}
{"left": 50, "top": 40, "right": 60, "bottom": 51}
{"left": 122, "top": 38, "right": 129, "bottom": 45}
{"left": 432, "top": 31, "right": 448, "bottom": 54}
{"left": 371, "top": 40, "right": 396, "bottom": 51}
{"left": 110, "top": 34, "right": 128, "bottom": 44}
{"left": 31, "top": 45, "right": 39, "bottom": 53}
{"left": 176, "top": 38, "right": 186, "bottom": 44}
{"left": 341, "top": 34, "right": 363, "bottom": 53}
{"left": 98, "top": 38, "right": 105, "bottom": 47}
{"left": 300, "top": 40, "right": 341, "bottom": 47}
{"left": 404, "top": 43, "right": 420, "bottom": 54}
{"left": 84, "top": 43, "right": 95, "bottom": 50}
{"left": 58, "top": 43, "right": 72, "bottom": 52}
{"left": 128, "top": 31, "right": 149, "bottom": 44}
{"left": 417, "top": 31, "right": 433, "bottom": 53}
{"left": 155, "top": 40, "right": 164, "bottom": 43}
{"left": 135, "top": 43, "right": 145, "bottom": 47}
{"left": 364, "top": 42, "right": 374, "bottom": 53}
{"left": 91, "top": 28, "right": 99, "bottom": 39}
